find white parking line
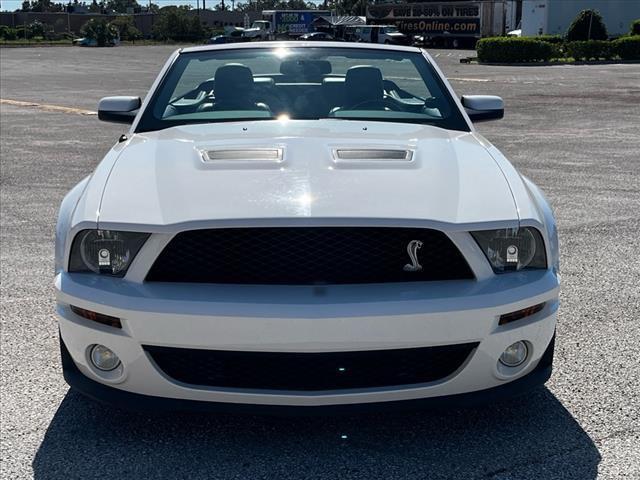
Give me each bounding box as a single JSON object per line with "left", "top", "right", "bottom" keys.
{"left": 0, "top": 99, "right": 97, "bottom": 115}
{"left": 448, "top": 77, "right": 491, "bottom": 82}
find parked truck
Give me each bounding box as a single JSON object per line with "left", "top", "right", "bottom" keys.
{"left": 243, "top": 10, "right": 332, "bottom": 40}
{"left": 520, "top": 0, "right": 640, "bottom": 37}
{"left": 367, "top": 0, "right": 520, "bottom": 48}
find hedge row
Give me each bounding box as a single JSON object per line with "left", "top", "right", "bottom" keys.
{"left": 476, "top": 37, "right": 557, "bottom": 63}
{"left": 477, "top": 36, "right": 640, "bottom": 63}
{"left": 615, "top": 35, "right": 640, "bottom": 60}
{"left": 567, "top": 37, "right": 640, "bottom": 60}
{"left": 566, "top": 40, "right": 614, "bottom": 60}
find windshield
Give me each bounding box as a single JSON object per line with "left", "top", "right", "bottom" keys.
{"left": 136, "top": 47, "right": 469, "bottom": 133}
{"left": 383, "top": 27, "right": 400, "bottom": 33}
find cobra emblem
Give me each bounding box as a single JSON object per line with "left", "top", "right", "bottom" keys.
{"left": 403, "top": 240, "right": 424, "bottom": 272}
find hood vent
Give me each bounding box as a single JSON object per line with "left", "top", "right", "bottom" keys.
{"left": 333, "top": 149, "right": 413, "bottom": 161}
{"left": 202, "top": 148, "right": 283, "bottom": 163}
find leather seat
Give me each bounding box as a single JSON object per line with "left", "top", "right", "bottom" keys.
{"left": 340, "top": 66, "right": 386, "bottom": 110}
{"left": 211, "top": 64, "right": 270, "bottom": 112}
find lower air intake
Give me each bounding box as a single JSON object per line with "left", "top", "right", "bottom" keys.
{"left": 144, "top": 343, "right": 479, "bottom": 391}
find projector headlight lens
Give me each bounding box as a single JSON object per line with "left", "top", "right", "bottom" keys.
{"left": 69, "top": 230, "right": 150, "bottom": 276}
{"left": 471, "top": 227, "right": 546, "bottom": 273}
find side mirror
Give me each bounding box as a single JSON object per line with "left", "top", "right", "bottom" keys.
{"left": 98, "top": 96, "right": 141, "bottom": 124}
{"left": 461, "top": 95, "right": 504, "bottom": 123}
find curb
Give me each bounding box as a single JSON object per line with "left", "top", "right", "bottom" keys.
{"left": 461, "top": 57, "right": 640, "bottom": 66}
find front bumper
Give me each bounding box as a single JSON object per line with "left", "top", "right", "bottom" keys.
{"left": 56, "top": 269, "right": 559, "bottom": 409}
{"left": 61, "top": 333, "right": 555, "bottom": 414}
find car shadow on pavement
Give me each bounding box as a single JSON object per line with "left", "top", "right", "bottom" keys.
{"left": 32, "top": 387, "right": 599, "bottom": 480}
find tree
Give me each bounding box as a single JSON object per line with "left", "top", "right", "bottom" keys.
{"left": 152, "top": 6, "right": 207, "bottom": 42}
{"left": 567, "top": 9, "right": 608, "bottom": 41}
{"left": 88, "top": 0, "right": 102, "bottom": 13}
{"left": 104, "top": 0, "right": 142, "bottom": 14}
{"left": 20, "top": 0, "right": 65, "bottom": 12}
{"left": 80, "top": 17, "right": 118, "bottom": 46}
{"left": 110, "top": 15, "right": 142, "bottom": 41}
{"left": 236, "top": 0, "right": 316, "bottom": 12}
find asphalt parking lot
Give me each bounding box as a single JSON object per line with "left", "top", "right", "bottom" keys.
{"left": 1, "top": 45, "right": 639, "bottom": 479}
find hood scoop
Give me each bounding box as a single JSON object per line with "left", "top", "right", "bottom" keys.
{"left": 201, "top": 148, "right": 283, "bottom": 162}
{"left": 199, "top": 147, "right": 285, "bottom": 169}
{"left": 332, "top": 148, "right": 415, "bottom": 169}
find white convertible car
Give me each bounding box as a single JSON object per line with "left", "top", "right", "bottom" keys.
{"left": 55, "top": 42, "right": 560, "bottom": 413}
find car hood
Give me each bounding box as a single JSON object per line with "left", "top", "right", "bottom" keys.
{"left": 94, "top": 120, "right": 520, "bottom": 230}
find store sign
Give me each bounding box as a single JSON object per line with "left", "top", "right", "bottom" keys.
{"left": 368, "top": 2, "right": 481, "bottom": 35}
{"left": 275, "top": 12, "right": 316, "bottom": 34}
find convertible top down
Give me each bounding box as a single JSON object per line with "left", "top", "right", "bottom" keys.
{"left": 55, "top": 42, "right": 559, "bottom": 412}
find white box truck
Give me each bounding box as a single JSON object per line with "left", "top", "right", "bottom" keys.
{"left": 243, "top": 10, "right": 332, "bottom": 40}
{"left": 367, "top": 1, "right": 520, "bottom": 48}
{"left": 521, "top": 0, "right": 640, "bottom": 37}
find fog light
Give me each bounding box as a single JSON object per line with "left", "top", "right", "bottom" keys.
{"left": 499, "top": 341, "right": 528, "bottom": 367}
{"left": 90, "top": 344, "right": 121, "bottom": 371}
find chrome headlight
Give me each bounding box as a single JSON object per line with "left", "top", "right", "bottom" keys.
{"left": 68, "top": 230, "right": 150, "bottom": 277}
{"left": 471, "top": 227, "right": 547, "bottom": 273}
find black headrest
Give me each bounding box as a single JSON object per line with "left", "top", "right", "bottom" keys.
{"left": 280, "top": 59, "right": 332, "bottom": 79}
{"left": 215, "top": 64, "right": 253, "bottom": 97}
{"left": 345, "top": 66, "right": 384, "bottom": 106}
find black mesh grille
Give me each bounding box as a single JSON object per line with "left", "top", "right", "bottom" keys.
{"left": 144, "top": 343, "right": 478, "bottom": 391}
{"left": 146, "top": 227, "right": 474, "bottom": 284}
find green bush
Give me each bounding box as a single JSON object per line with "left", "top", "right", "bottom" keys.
{"left": 152, "top": 6, "right": 207, "bottom": 42}
{"left": 80, "top": 18, "right": 118, "bottom": 46}
{"left": 566, "top": 40, "right": 614, "bottom": 60}
{"left": 567, "top": 9, "right": 608, "bottom": 41}
{"left": 631, "top": 19, "right": 640, "bottom": 36}
{"left": 0, "top": 25, "right": 18, "bottom": 40}
{"left": 476, "top": 37, "right": 556, "bottom": 63}
{"left": 27, "top": 20, "right": 47, "bottom": 38}
{"left": 613, "top": 35, "right": 640, "bottom": 60}
{"left": 536, "top": 34, "right": 564, "bottom": 44}
{"left": 110, "top": 16, "right": 142, "bottom": 41}
{"left": 15, "top": 25, "right": 32, "bottom": 39}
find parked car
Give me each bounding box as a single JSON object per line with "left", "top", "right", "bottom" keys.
{"left": 72, "top": 36, "right": 119, "bottom": 47}
{"left": 72, "top": 37, "right": 97, "bottom": 47}
{"left": 345, "top": 25, "right": 409, "bottom": 45}
{"left": 56, "top": 42, "right": 559, "bottom": 413}
{"left": 298, "top": 32, "right": 336, "bottom": 41}
{"left": 208, "top": 27, "right": 246, "bottom": 44}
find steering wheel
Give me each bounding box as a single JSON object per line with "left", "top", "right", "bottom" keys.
{"left": 348, "top": 98, "right": 403, "bottom": 111}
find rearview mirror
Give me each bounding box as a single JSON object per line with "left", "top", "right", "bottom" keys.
{"left": 98, "top": 96, "right": 141, "bottom": 124}
{"left": 461, "top": 95, "right": 504, "bottom": 123}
